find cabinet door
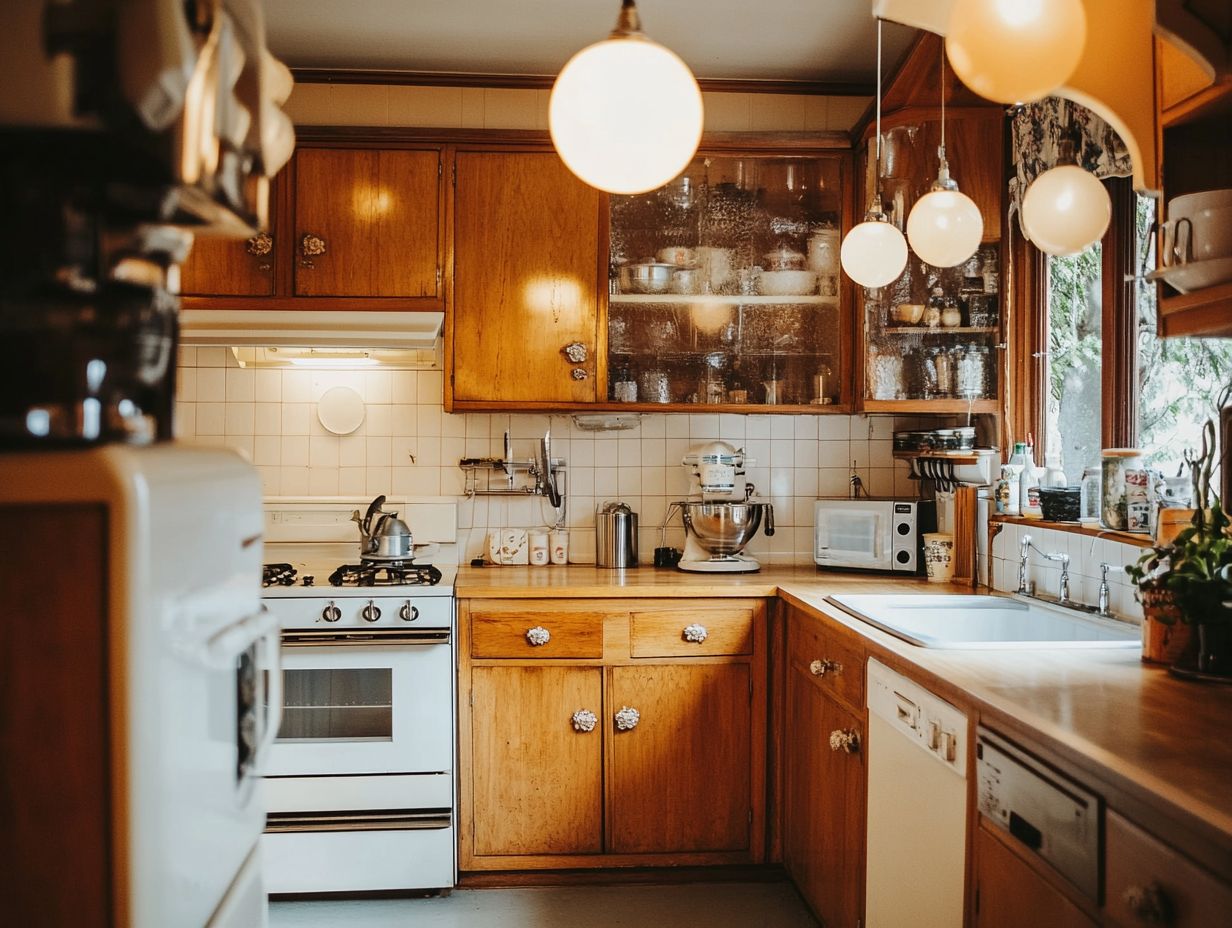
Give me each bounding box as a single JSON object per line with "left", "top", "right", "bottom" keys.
{"left": 783, "top": 662, "right": 865, "bottom": 928}
{"left": 608, "top": 664, "right": 751, "bottom": 854}
{"left": 452, "top": 151, "right": 601, "bottom": 405}
{"left": 180, "top": 231, "right": 276, "bottom": 297}
{"left": 973, "top": 826, "right": 1097, "bottom": 928}
{"left": 470, "top": 666, "right": 603, "bottom": 856}
{"left": 293, "top": 147, "right": 441, "bottom": 298}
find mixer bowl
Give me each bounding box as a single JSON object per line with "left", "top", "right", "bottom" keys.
{"left": 680, "top": 501, "right": 770, "bottom": 555}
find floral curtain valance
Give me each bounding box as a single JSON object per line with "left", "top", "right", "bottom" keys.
{"left": 1009, "top": 97, "right": 1134, "bottom": 238}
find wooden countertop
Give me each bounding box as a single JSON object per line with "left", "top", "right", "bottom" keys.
{"left": 456, "top": 565, "right": 1232, "bottom": 879}
{"left": 454, "top": 564, "right": 961, "bottom": 598}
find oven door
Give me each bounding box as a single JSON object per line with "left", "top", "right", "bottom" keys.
{"left": 814, "top": 502, "right": 891, "bottom": 569}
{"left": 265, "top": 628, "right": 452, "bottom": 777}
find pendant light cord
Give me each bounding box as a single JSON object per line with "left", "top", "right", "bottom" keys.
{"left": 939, "top": 51, "right": 946, "bottom": 155}
{"left": 874, "top": 19, "right": 883, "bottom": 180}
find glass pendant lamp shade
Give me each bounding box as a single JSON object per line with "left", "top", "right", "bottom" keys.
{"left": 907, "top": 187, "right": 984, "bottom": 266}
{"left": 549, "top": 2, "right": 703, "bottom": 195}
{"left": 841, "top": 210, "right": 909, "bottom": 289}
{"left": 945, "top": 0, "right": 1087, "bottom": 104}
{"left": 1021, "top": 163, "right": 1111, "bottom": 256}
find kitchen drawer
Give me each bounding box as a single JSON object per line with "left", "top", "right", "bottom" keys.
{"left": 470, "top": 608, "right": 604, "bottom": 659}
{"left": 788, "top": 613, "right": 864, "bottom": 711}
{"left": 1105, "top": 810, "right": 1232, "bottom": 928}
{"left": 629, "top": 607, "right": 755, "bottom": 657}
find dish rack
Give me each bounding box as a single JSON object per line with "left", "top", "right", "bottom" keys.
{"left": 894, "top": 448, "right": 999, "bottom": 489}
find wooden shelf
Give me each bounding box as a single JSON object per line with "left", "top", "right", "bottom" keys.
{"left": 892, "top": 449, "right": 987, "bottom": 465}
{"left": 880, "top": 326, "right": 999, "bottom": 335}
{"left": 990, "top": 515, "right": 1155, "bottom": 549}
{"left": 609, "top": 294, "right": 839, "bottom": 306}
{"left": 1158, "top": 282, "right": 1232, "bottom": 338}
{"left": 862, "top": 398, "right": 999, "bottom": 414}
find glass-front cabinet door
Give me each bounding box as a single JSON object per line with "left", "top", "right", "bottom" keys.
{"left": 607, "top": 151, "right": 851, "bottom": 411}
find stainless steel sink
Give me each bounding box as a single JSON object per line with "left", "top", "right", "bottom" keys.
{"left": 826, "top": 593, "right": 1141, "bottom": 649}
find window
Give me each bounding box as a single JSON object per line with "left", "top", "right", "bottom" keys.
{"left": 1045, "top": 241, "right": 1103, "bottom": 482}
{"left": 1032, "top": 187, "right": 1232, "bottom": 486}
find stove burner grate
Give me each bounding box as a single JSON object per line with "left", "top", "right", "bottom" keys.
{"left": 328, "top": 562, "right": 443, "bottom": 587}
{"left": 263, "top": 563, "right": 298, "bottom": 587}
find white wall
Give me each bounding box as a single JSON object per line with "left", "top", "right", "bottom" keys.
{"left": 174, "top": 348, "right": 922, "bottom": 565}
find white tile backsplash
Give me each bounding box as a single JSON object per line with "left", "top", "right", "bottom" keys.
{"left": 176, "top": 352, "right": 934, "bottom": 564}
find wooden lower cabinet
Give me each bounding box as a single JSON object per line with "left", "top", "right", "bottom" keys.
{"left": 973, "top": 825, "right": 1097, "bottom": 928}
{"left": 458, "top": 598, "right": 767, "bottom": 870}
{"left": 470, "top": 666, "right": 604, "bottom": 856}
{"left": 783, "top": 657, "right": 866, "bottom": 927}
{"left": 609, "top": 664, "right": 752, "bottom": 854}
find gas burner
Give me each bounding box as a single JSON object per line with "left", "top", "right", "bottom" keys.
{"left": 263, "top": 563, "right": 298, "bottom": 587}
{"left": 328, "top": 562, "right": 443, "bottom": 587}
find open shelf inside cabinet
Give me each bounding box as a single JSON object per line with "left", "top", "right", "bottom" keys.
{"left": 606, "top": 150, "right": 850, "bottom": 409}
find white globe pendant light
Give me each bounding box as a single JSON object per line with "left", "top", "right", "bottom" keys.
{"left": 841, "top": 20, "right": 908, "bottom": 289}
{"left": 906, "top": 56, "right": 984, "bottom": 267}
{"left": 550, "top": 0, "right": 703, "bottom": 195}
{"left": 1021, "top": 134, "right": 1111, "bottom": 256}
{"left": 945, "top": 0, "right": 1087, "bottom": 105}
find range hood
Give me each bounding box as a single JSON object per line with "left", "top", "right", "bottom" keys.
{"left": 178, "top": 309, "right": 444, "bottom": 367}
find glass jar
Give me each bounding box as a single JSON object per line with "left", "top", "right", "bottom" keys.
{"left": 924, "top": 287, "right": 945, "bottom": 328}
{"left": 933, "top": 347, "right": 955, "bottom": 396}
{"left": 981, "top": 254, "right": 999, "bottom": 293}
{"left": 956, "top": 346, "right": 989, "bottom": 397}
{"left": 613, "top": 367, "right": 638, "bottom": 402}
{"left": 869, "top": 348, "right": 904, "bottom": 400}
{"left": 1101, "top": 449, "right": 1144, "bottom": 531}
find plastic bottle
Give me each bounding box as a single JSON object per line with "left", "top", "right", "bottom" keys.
{"left": 1021, "top": 441, "right": 1043, "bottom": 519}
{"left": 1043, "top": 453, "right": 1068, "bottom": 488}
{"left": 1079, "top": 466, "right": 1101, "bottom": 523}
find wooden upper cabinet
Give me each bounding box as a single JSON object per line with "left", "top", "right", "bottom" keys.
{"left": 179, "top": 229, "right": 276, "bottom": 297}
{"left": 293, "top": 147, "right": 442, "bottom": 298}
{"left": 450, "top": 150, "right": 603, "bottom": 408}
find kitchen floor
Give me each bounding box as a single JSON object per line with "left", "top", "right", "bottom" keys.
{"left": 269, "top": 881, "right": 819, "bottom": 927}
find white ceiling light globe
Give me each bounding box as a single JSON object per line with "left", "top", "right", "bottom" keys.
{"left": 1021, "top": 164, "right": 1111, "bottom": 256}
{"left": 840, "top": 219, "right": 909, "bottom": 289}
{"left": 945, "top": 0, "right": 1087, "bottom": 104}
{"left": 550, "top": 36, "right": 703, "bottom": 195}
{"left": 907, "top": 188, "right": 985, "bottom": 267}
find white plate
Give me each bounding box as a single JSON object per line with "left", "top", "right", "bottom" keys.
{"left": 1146, "top": 255, "right": 1232, "bottom": 294}
{"left": 317, "top": 386, "right": 366, "bottom": 434}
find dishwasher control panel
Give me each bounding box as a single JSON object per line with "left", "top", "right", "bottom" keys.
{"left": 976, "top": 727, "right": 1100, "bottom": 902}
{"left": 866, "top": 658, "right": 967, "bottom": 775}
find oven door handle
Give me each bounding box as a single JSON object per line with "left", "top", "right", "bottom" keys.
{"left": 256, "top": 610, "right": 283, "bottom": 773}
{"left": 280, "top": 628, "right": 452, "bottom": 647}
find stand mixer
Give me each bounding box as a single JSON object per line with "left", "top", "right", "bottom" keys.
{"left": 671, "top": 441, "right": 775, "bottom": 573}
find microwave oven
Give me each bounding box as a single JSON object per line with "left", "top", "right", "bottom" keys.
{"left": 814, "top": 498, "right": 936, "bottom": 572}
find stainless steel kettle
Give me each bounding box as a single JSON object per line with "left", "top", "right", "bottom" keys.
{"left": 352, "top": 495, "right": 413, "bottom": 559}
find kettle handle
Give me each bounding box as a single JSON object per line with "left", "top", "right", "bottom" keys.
{"left": 362, "top": 495, "right": 386, "bottom": 535}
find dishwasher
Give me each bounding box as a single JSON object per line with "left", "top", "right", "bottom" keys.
{"left": 865, "top": 658, "right": 969, "bottom": 928}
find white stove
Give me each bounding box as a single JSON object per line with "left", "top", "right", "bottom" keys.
{"left": 258, "top": 498, "right": 458, "bottom": 896}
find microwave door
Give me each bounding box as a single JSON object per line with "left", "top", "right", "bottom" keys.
{"left": 819, "top": 509, "right": 886, "bottom": 568}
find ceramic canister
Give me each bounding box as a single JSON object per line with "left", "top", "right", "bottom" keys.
{"left": 1101, "top": 449, "right": 1143, "bottom": 531}
{"left": 922, "top": 532, "right": 955, "bottom": 583}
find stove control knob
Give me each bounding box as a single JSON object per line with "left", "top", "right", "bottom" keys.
{"left": 321, "top": 602, "right": 342, "bottom": 623}
{"left": 362, "top": 601, "right": 382, "bottom": 623}
{"left": 399, "top": 602, "right": 419, "bottom": 622}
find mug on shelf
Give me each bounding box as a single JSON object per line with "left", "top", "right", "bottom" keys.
{"left": 922, "top": 532, "right": 955, "bottom": 583}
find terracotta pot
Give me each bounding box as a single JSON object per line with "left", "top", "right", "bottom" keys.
{"left": 1140, "top": 588, "right": 1191, "bottom": 665}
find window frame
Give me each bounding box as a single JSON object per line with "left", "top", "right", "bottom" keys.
{"left": 1009, "top": 177, "right": 1140, "bottom": 457}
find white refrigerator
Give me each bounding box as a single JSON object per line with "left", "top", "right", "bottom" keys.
{"left": 0, "top": 444, "right": 280, "bottom": 927}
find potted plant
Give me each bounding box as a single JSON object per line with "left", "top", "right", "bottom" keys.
{"left": 1128, "top": 419, "right": 1232, "bottom": 678}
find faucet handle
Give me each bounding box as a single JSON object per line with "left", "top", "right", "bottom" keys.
{"left": 1100, "top": 561, "right": 1123, "bottom": 581}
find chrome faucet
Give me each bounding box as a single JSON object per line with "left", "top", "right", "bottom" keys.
{"left": 1019, "top": 534, "right": 1071, "bottom": 604}
{"left": 1098, "top": 562, "right": 1124, "bottom": 617}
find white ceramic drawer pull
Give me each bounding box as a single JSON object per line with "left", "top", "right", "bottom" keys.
{"left": 571, "top": 709, "right": 597, "bottom": 733}
{"left": 829, "top": 728, "right": 860, "bottom": 754}
{"left": 614, "top": 706, "right": 640, "bottom": 731}
{"left": 682, "top": 623, "right": 708, "bottom": 643}
{"left": 525, "top": 626, "right": 551, "bottom": 646}
{"left": 810, "top": 658, "right": 843, "bottom": 677}
{"left": 1122, "top": 882, "right": 1173, "bottom": 925}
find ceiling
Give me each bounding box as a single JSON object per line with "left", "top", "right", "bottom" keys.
{"left": 263, "top": 0, "right": 918, "bottom": 86}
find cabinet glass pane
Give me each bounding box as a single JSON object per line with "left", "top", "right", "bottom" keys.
{"left": 608, "top": 155, "right": 845, "bottom": 407}
{"left": 276, "top": 668, "right": 393, "bottom": 742}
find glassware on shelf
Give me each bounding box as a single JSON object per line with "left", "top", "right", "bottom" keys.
{"left": 869, "top": 347, "right": 904, "bottom": 400}
{"left": 613, "top": 366, "right": 638, "bottom": 402}
{"left": 955, "top": 345, "right": 991, "bottom": 397}
{"left": 933, "top": 346, "right": 955, "bottom": 396}
{"left": 726, "top": 360, "right": 752, "bottom": 404}
{"left": 924, "top": 287, "right": 945, "bottom": 328}
{"left": 699, "top": 353, "right": 727, "bottom": 404}
{"left": 810, "top": 356, "right": 834, "bottom": 405}
{"left": 981, "top": 254, "right": 1000, "bottom": 293}
{"left": 638, "top": 368, "right": 673, "bottom": 404}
